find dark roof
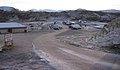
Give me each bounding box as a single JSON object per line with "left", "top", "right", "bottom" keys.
{"left": 0, "top": 22, "right": 26, "bottom": 29}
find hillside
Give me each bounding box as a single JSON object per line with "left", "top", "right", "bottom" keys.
{"left": 97, "top": 17, "right": 120, "bottom": 36}
{"left": 0, "top": 7, "right": 120, "bottom": 22}
{"left": 61, "top": 10, "right": 118, "bottom": 22}
{"left": 92, "top": 17, "right": 120, "bottom": 53}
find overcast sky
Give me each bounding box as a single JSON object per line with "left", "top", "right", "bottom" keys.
{"left": 0, "top": 0, "right": 120, "bottom": 11}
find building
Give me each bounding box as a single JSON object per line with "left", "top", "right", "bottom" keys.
{"left": 0, "top": 22, "right": 27, "bottom": 50}
{"left": 0, "top": 22, "right": 27, "bottom": 34}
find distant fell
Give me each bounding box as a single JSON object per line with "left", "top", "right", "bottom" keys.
{"left": 0, "top": 6, "right": 16, "bottom": 11}
{"left": 29, "top": 9, "right": 63, "bottom": 12}
{"left": 100, "top": 9, "right": 120, "bottom": 13}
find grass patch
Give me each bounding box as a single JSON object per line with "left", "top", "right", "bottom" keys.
{"left": 102, "top": 44, "right": 120, "bottom": 54}
{"left": 2, "top": 45, "right": 15, "bottom": 51}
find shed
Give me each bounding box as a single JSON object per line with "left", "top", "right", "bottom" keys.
{"left": 0, "top": 22, "right": 27, "bottom": 33}
{"left": 0, "top": 22, "right": 27, "bottom": 50}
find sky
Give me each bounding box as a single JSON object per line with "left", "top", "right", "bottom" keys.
{"left": 0, "top": 0, "right": 120, "bottom": 11}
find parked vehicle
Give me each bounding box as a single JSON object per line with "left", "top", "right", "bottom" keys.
{"left": 52, "top": 24, "right": 62, "bottom": 30}
{"left": 62, "top": 21, "right": 67, "bottom": 24}
{"left": 69, "top": 24, "right": 82, "bottom": 29}
{"left": 64, "top": 21, "right": 76, "bottom": 25}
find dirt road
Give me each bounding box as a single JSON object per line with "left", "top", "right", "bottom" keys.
{"left": 34, "top": 29, "right": 120, "bottom": 70}
{"left": 0, "top": 31, "right": 55, "bottom": 70}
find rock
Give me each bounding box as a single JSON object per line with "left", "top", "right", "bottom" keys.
{"left": 86, "top": 45, "right": 93, "bottom": 48}
{"left": 95, "top": 28, "right": 120, "bottom": 47}
{"left": 0, "top": 48, "right": 2, "bottom": 52}
{"left": 0, "top": 44, "right": 3, "bottom": 52}
{"left": 31, "top": 64, "right": 40, "bottom": 69}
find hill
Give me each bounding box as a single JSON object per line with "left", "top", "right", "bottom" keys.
{"left": 0, "top": 6, "right": 17, "bottom": 11}
{"left": 92, "top": 17, "right": 120, "bottom": 53}
{"left": 100, "top": 9, "right": 120, "bottom": 13}
{"left": 29, "top": 9, "right": 63, "bottom": 12}
{"left": 0, "top": 7, "right": 120, "bottom": 22}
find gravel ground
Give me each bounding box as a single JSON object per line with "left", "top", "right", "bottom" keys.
{"left": 56, "top": 27, "right": 120, "bottom": 54}
{"left": 56, "top": 28, "right": 99, "bottom": 48}
{"left": 34, "top": 29, "right": 120, "bottom": 70}
{"left": 0, "top": 30, "right": 55, "bottom": 70}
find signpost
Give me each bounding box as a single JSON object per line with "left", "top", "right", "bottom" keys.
{"left": 4, "top": 33, "right": 13, "bottom": 46}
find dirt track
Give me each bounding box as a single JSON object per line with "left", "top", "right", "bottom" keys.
{"left": 34, "top": 29, "right": 120, "bottom": 70}
{"left": 0, "top": 31, "right": 55, "bottom": 70}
